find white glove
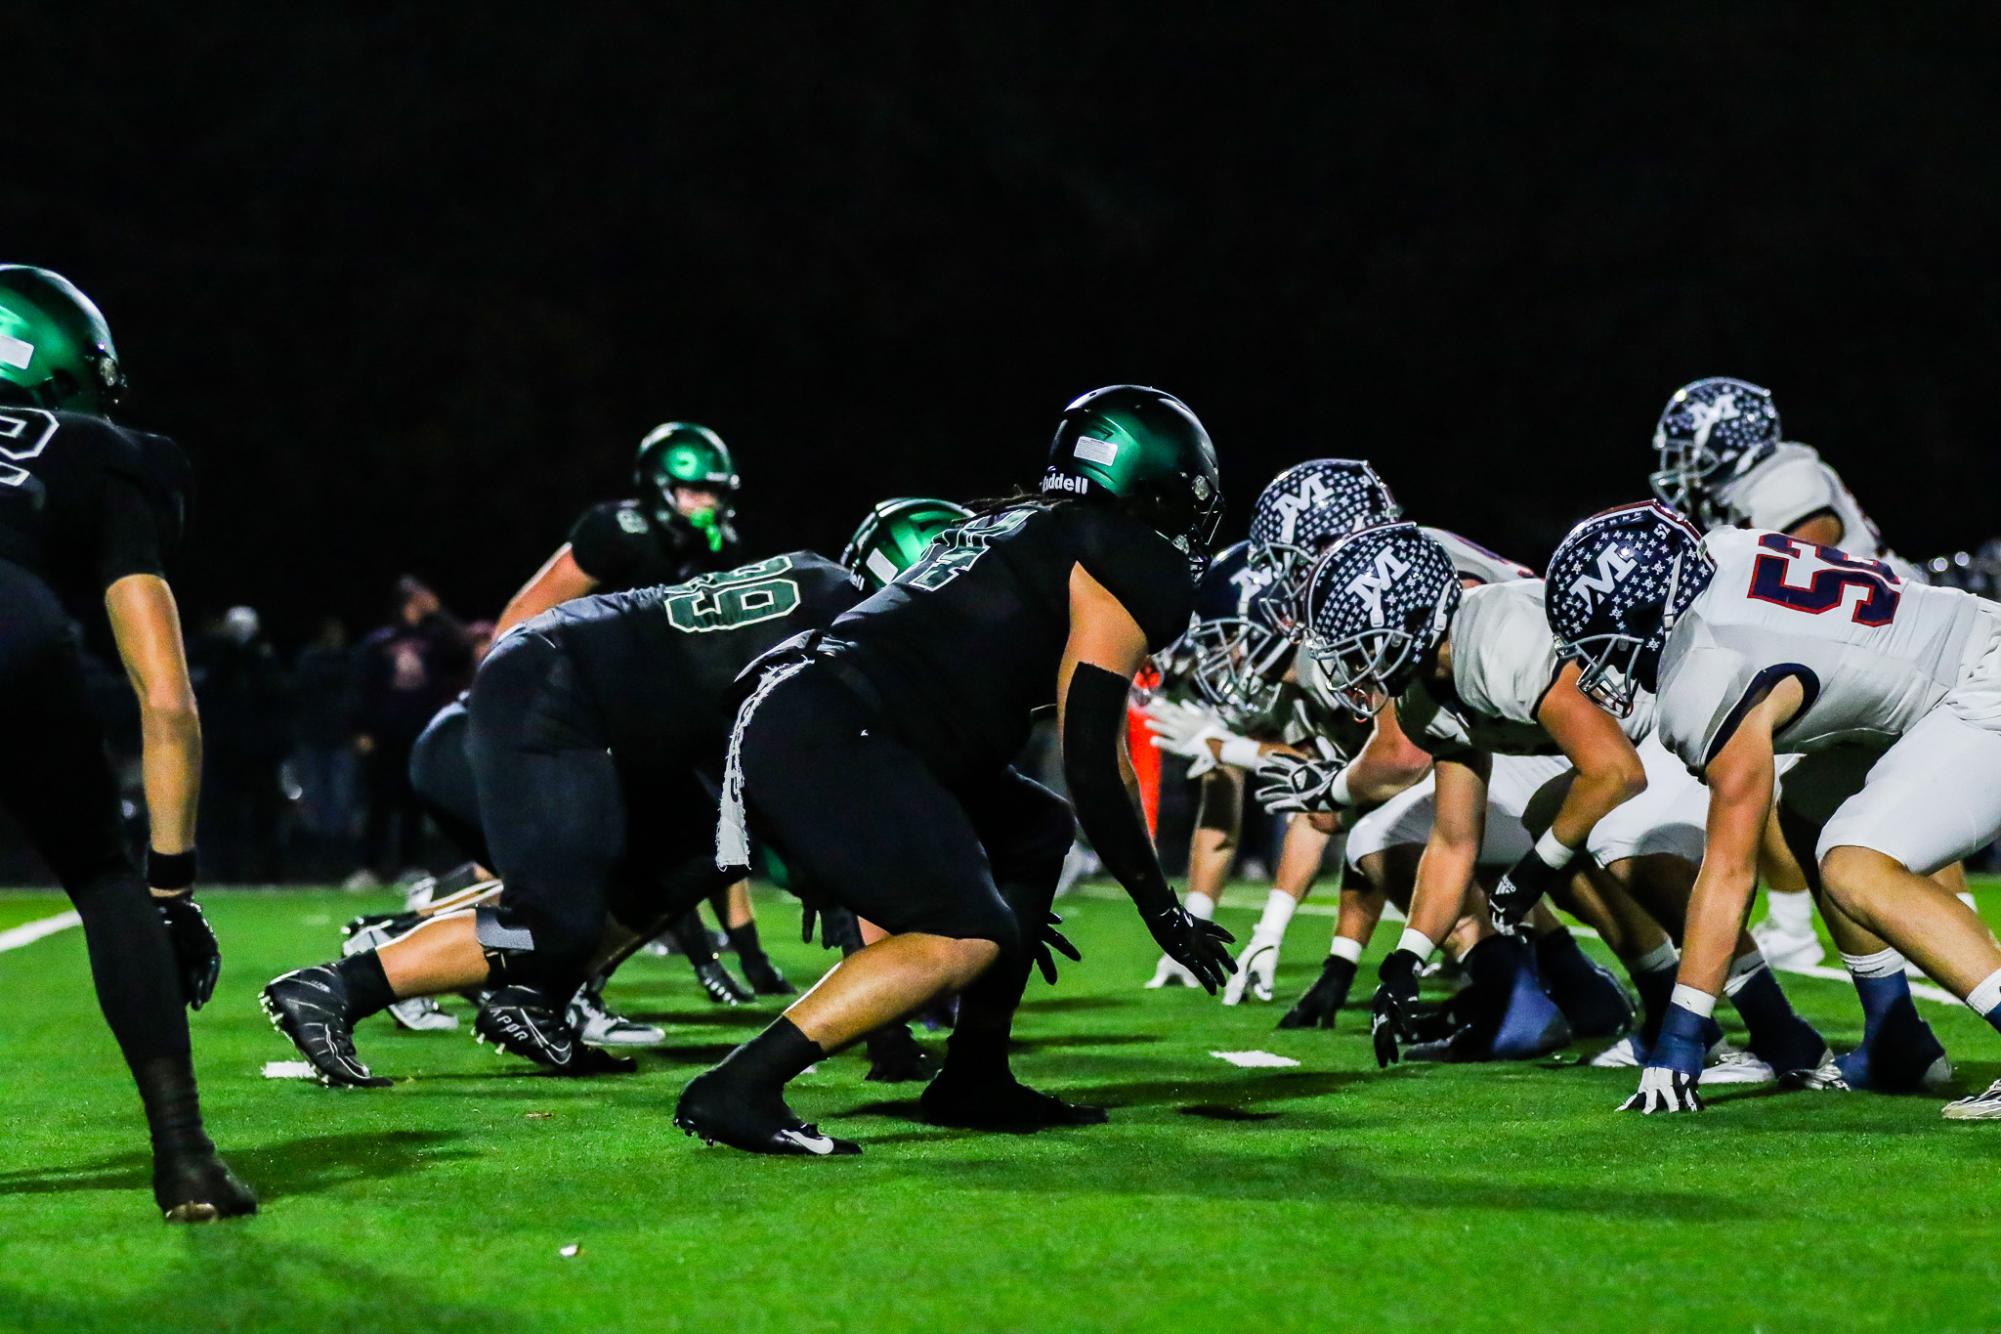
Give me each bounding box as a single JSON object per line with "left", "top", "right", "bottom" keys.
{"left": 1617, "top": 1065, "right": 1704, "bottom": 1115}
{"left": 1143, "top": 698, "right": 1228, "bottom": 779}
{"left": 1221, "top": 936, "right": 1279, "bottom": 1006}
{"left": 1254, "top": 753, "right": 1346, "bottom": 814}
{"left": 1146, "top": 953, "right": 1201, "bottom": 989}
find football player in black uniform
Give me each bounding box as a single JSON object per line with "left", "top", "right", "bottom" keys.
{"left": 0, "top": 266, "right": 255, "bottom": 1221}
{"left": 260, "top": 500, "right": 970, "bottom": 1086}
{"left": 676, "top": 385, "right": 1234, "bottom": 1156}
{"left": 404, "top": 420, "right": 773, "bottom": 1037}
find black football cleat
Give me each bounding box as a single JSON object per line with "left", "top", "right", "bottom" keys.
{"left": 473, "top": 985, "right": 637, "bottom": 1076}
{"left": 739, "top": 951, "right": 796, "bottom": 997}
{"left": 153, "top": 1151, "right": 258, "bottom": 1223}
{"left": 260, "top": 965, "right": 392, "bottom": 1088}
{"left": 674, "top": 1069, "right": 860, "bottom": 1156}
{"left": 693, "top": 958, "right": 755, "bottom": 1005}
{"left": 863, "top": 1022, "right": 938, "bottom": 1083}
{"left": 1277, "top": 956, "right": 1358, "bottom": 1030}
{"left": 919, "top": 1069, "right": 1108, "bottom": 1130}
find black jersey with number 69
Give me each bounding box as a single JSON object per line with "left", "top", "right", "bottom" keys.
{"left": 828, "top": 499, "right": 1195, "bottom": 779}
{"left": 548, "top": 550, "right": 860, "bottom": 763}
{"left": 0, "top": 407, "right": 190, "bottom": 616}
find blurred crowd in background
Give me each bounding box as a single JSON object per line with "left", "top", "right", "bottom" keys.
{"left": 8, "top": 543, "right": 2001, "bottom": 889}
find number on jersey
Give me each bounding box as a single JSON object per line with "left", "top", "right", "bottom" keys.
{"left": 904, "top": 508, "right": 1031, "bottom": 591}
{"left": 0, "top": 408, "right": 59, "bottom": 489}
{"left": 664, "top": 556, "right": 801, "bottom": 633}
{"left": 1747, "top": 532, "right": 1900, "bottom": 626}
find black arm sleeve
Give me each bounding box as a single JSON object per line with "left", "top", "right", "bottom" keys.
{"left": 1062, "top": 661, "right": 1174, "bottom": 916}
{"left": 95, "top": 475, "right": 168, "bottom": 589}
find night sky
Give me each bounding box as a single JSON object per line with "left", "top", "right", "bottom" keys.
{"left": 10, "top": 6, "right": 1998, "bottom": 645}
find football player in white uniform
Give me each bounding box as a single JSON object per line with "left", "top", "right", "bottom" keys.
{"left": 1544, "top": 502, "right": 1999, "bottom": 1116}
{"left": 1302, "top": 523, "right": 1832, "bottom": 1080}
{"left": 1647, "top": 376, "right": 1944, "bottom": 969}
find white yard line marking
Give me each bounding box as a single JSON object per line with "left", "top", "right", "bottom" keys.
{"left": 1069, "top": 884, "right": 1972, "bottom": 1007}
{"left": 1211, "top": 1050, "right": 1300, "bottom": 1068}
{"left": 262, "top": 1060, "right": 318, "bottom": 1080}
{"left": 0, "top": 910, "right": 81, "bottom": 953}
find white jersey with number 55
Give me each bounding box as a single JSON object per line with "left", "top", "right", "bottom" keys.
{"left": 1655, "top": 528, "right": 1996, "bottom": 772}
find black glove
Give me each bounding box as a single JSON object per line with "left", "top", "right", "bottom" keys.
{"left": 1369, "top": 948, "right": 1424, "bottom": 1068}
{"left": 1032, "top": 910, "right": 1082, "bottom": 986}
{"left": 155, "top": 896, "right": 220, "bottom": 1011}
{"left": 1142, "top": 905, "right": 1236, "bottom": 994}
{"left": 1253, "top": 754, "right": 1343, "bottom": 816}
{"left": 1488, "top": 843, "right": 1572, "bottom": 932}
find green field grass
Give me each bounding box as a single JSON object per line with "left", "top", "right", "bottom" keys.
{"left": 4, "top": 881, "right": 2001, "bottom": 1333}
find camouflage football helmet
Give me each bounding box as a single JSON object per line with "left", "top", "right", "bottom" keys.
{"left": 1302, "top": 522, "right": 1458, "bottom": 720}
{"left": 0, "top": 265, "right": 125, "bottom": 416}
{"left": 1041, "top": 385, "right": 1224, "bottom": 579}
{"left": 842, "top": 496, "right": 973, "bottom": 590}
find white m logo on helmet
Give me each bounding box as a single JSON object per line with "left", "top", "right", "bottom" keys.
{"left": 1683, "top": 390, "right": 1739, "bottom": 448}
{"left": 1567, "top": 545, "right": 1635, "bottom": 610}
{"left": 1345, "top": 547, "right": 1411, "bottom": 627}
{"left": 1271, "top": 474, "right": 1337, "bottom": 542}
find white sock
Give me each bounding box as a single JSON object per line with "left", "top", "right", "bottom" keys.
{"left": 1254, "top": 889, "right": 1299, "bottom": 941}
{"left": 1765, "top": 889, "right": 1813, "bottom": 932}
{"left": 1186, "top": 891, "right": 1216, "bottom": 922}
{"left": 1968, "top": 966, "right": 2001, "bottom": 1019}
{"left": 1840, "top": 947, "right": 1906, "bottom": 979}
{"left": 1671, "top": 984, "right": 1718, "bottom": 1018}
{"left": 1629, "top": 939, "right": 1680, "bottom": 978}
{"left": 1722, "top": 949, "right": 1768, "bottom": 998}
{"left": 1329, "top": 935, "right": 1364, "bottom": 965}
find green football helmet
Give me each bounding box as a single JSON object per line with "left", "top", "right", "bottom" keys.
{"left": 0, "top": 265, "right": 126, "bottom": 416}
{"left": 1040, "top": 385, "right": 1223, "bottom": 577}
{"left": 636, "top": 422, "right": 738, "bottom": 507}
{"left": 842, "top": 496, "right": 974, "bottom": 590}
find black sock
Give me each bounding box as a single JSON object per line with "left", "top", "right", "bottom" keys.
{"left": 1320, "top": 954, "right": 1358, "bottom": 993}
{"left": 716, "top": 1017, "right": 823, "bottom": 1092}
{"left": 668, "top": 910, "right": 718, "bottom": 965}
{"left": 943, "top": 1024, "right": 1011, "bottom": 1082}
{"left": 333, "top": 950, "right": 396, "bottom": 1021}
{"left": 1532, "top": 927, "right": 1586, "bottom": 980}
{"left": 1460, "top": 934, "right": 1524, "bottom": 994}
{"left": 133, "top": 1054, "right": 213, "bottom": 1162}
{"left": 726, "top": 922, "right": 766, "bottom": 963}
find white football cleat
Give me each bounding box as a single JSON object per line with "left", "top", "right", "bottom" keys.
{"left": 1750, "top": 917, "right": 1825, "bottom": 972}
{"left": 1700, "top": 1042, "right": 1775, "bottom": 1086}
{"left": 1222, "top": 938, "right": 1278, "bottom": 1006}
{"left": 1146, "top": 953, "right": 1201, "bottom": 989}
{"left": 1589, "top": 1035, "right": 1643, "bottom": 1068}
{"left": 568, "top": 984, "right": 665, "bottom": 1048}
{"left": 1941, "top": 1078, "right": 2001, "bottom": 1120}
{"left": 1786, "top": 1050, "right": 1851, "bottom": 1091}
{"left": 1619, "top": 1065, "right": 1703, "bottom": 1114}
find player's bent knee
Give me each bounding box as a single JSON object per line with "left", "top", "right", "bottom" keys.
{"left": 1818, "top": 844, "right": 1908, "bottom": 911}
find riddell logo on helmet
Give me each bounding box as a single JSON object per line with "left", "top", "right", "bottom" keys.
{"left": 1041, "top": 472, "right": 1091, "bottom": 495}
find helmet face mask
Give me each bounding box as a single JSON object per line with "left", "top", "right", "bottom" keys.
{"left": 1189, "top": 610, "right": 1293, "bottom": 721}
{"left": 1647, "top": 377, "right": 1780, "bottom": 527}
{"left": 636, "top": 422, "right": 739, "bottom": 526}
{"left": 1301, "top": 522, "right": 1459, "bottom": 722}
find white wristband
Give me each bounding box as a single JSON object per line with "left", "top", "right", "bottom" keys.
{"left": 1328, "top": 764, "right": 1358, "bottom": 808}
{"left": 1218, "top": 735, "right": 1266, "bottom": 771}
{"left": 1532, "top": 827, "right": 1576, "bottom": 870}
{"left": 1396, "top": 927, "right": 1436, "bottom": 960}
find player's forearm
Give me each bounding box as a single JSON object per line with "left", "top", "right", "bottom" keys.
{"left": 1345, "top": 749, "right": 1431, "bottom": 806}
{"left": 140, "top": 700, "right": 202, "bottom": 855}
{"left": 1064, "top": 664, "right": 1174, "bottom": 915}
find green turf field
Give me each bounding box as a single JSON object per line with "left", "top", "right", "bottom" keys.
{"left": 4, "top": 881, "right": 2001, "bottom": 1333}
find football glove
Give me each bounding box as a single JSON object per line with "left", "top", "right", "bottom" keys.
{"left": 1369, "top": 948, "right": 1424, "bottom": 1068}
{"left": 1254, "top": 753, "right": 1344, "bottom": 815}
{"left": 155, "top": 896, "right": 220, "bottom": 1011}
{"left": 1141, "top": 904, "right": 1236, "bottom": 994}
{"left": 1141, "top": 698, "right": 1228, "bottom": 779}
{"left": 1488, "top": 844, "right": 1571, "bottom": 932}
{"left": 1618, "top": 1065, "right": 1704, "bottom": 1114}
{"left": 1032, "top": 910, "right": 1082, "bottom": 986}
